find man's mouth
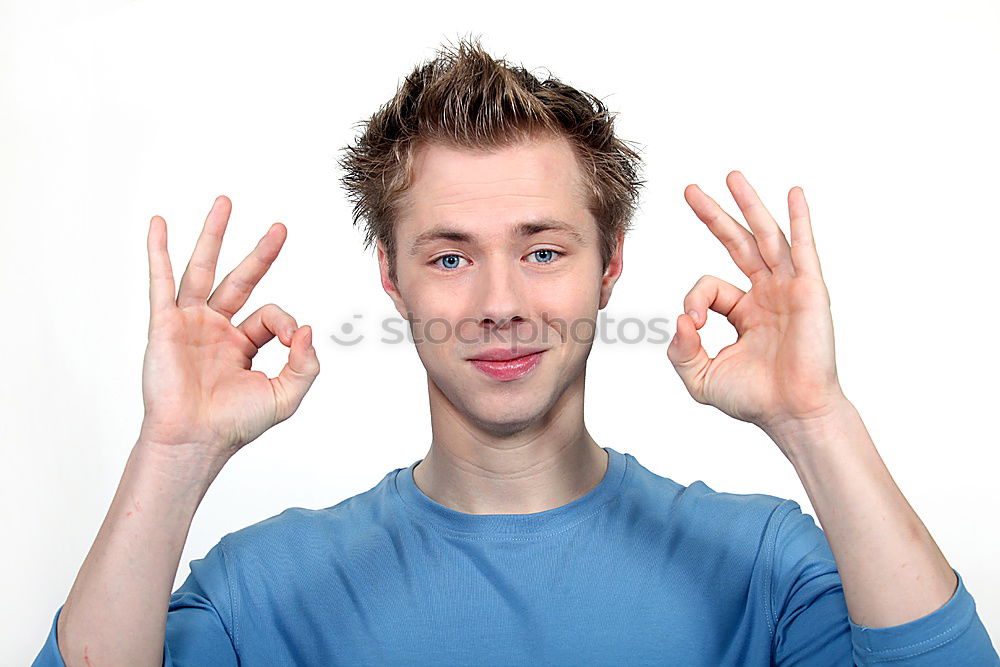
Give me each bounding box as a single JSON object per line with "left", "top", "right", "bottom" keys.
{"left": 468, "top": 347, "right": 547, "bottom": 362}
{"left": 468, "top": 349, "right": 546, "bottom": 381}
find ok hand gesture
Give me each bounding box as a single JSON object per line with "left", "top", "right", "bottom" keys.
{"left": 139, "top": 196, "right": 320, "bottom": 465}
{"left": 667, "top": 171, "right": 847, "bottom": 445}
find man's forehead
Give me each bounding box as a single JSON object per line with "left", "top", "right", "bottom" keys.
{"left": 407, "top": 135, "right": 585, "bottom": 201}
{"left": 399, "top": 136, "right": 593, "bottom": 249}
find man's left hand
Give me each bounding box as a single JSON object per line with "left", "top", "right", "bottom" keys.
{"left": 666, "top": 170, "right": 849, "bottom": 451}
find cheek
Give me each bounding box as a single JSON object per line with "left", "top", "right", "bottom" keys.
{"left": 531, "top": 278, "right": 600, "bottom": 348}
{"left": 533, "top": 274, "right": 599, "bottom": 317}
{"left": 402, "top": 287, "right": 471, "bottom": 353}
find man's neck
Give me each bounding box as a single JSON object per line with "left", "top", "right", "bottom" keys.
{"left": 412, "top": 375, "right": 608, "bottom": 515}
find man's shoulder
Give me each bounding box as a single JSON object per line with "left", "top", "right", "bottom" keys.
{"left": 220, "top": 467, "right": 403, "bottom": 556}
{"left": 622, "top": 452, "right": 799, "bottom": 535}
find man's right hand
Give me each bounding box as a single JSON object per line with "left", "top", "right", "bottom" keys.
{"left": 47, "top": 195, "right": 320, "bottom": 667}
{"left": 138, "top": 195, "right": 320, "bottom": 465}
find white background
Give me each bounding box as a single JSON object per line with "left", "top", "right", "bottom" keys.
{"left": 3, "top": 0, "right": 998, "bottom": 663}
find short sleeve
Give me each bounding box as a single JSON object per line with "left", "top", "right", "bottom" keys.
{"left": 769, "top": 502, "right": 1000, "bottom": 666}
{"left": 163, "top": 538, "right": 240, "bottom": 665}
{"left": 31, "top": 538, "right": 240, "bottom": 667}
{"left": 768, "top": 502, "right": 854, "bottom": 664}
{"left": 31, "top": 604, "right": 71, "bottom": 666}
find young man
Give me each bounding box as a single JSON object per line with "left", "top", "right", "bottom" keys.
{"left": 35, "top": 38, "right": 997, "bottom": 666}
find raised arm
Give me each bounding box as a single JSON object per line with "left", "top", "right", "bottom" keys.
{"left": 668, "top": 171, "right": 998, "bottom": 662}
{"left": 51, "top": 196, "right": 320, "bottom": 667}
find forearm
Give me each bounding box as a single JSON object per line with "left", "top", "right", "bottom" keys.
{"left": 56, "top": 438, "right": 226, "bottom": 667}
{"left": 765, "top": 398, "right": 957, "bottom": 629}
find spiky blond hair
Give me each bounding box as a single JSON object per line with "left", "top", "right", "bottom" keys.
{"left": 338, "top": 35, "right": 645, "bottom": 285}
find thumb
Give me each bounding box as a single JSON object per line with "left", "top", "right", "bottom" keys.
{"left": 271, "top": 325, "right": 321, "bottom": 423}
{"left": 666, "top": 313, "right": 710, "bottom": 404}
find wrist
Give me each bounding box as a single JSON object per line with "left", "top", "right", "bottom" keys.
{"left": 762, "top": 397, "right": 862, "bottom": 463}
{"left": 131, "top": 436, "right": 230, "bottom": 492}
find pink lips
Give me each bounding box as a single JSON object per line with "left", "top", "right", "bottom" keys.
{"left": 469, "top": 351, "right": 545, "bottom": 381}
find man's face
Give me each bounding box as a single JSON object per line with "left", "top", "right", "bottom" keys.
{"left": 378, "top": 133, "right": 623, "bottom": 436}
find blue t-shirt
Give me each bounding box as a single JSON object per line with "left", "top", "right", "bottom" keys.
{"left": 34, "top": 447, "right": 998, "bottom": 665}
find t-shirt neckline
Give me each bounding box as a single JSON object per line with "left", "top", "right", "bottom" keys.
{"left": 392, "top": 446, "right": 628, "bottom": 537}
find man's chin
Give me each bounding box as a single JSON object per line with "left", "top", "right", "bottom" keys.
{"left": 463, "top": 396, "right": 551, "bottom": 437}
{"left": 428, "top": 372, "right": 560, "bottom": 437}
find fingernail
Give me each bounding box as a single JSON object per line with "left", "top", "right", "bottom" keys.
{"left": 687, "top": 310, "right": 698, "bottom": 322}
{"left": 304, "top": 327, "right": 313, "bottom": 348}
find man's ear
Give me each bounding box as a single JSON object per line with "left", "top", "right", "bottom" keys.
{"left": 377, "top": 240, "right": 408, "bottom": 320}
{"left": 598, "top": 230, "right": 624, "bottom": 310}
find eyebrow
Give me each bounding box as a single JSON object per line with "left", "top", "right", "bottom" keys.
{"left": 408, "top": 219, "right": 587, "bottom": 255}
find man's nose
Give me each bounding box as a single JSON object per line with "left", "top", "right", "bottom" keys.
{"left": 475, "top": 258, "right": 527, "bottom": 331}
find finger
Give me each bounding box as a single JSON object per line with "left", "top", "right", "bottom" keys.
{"left": 208, "top": 223, "right": 287, "bottom": 320}
{"left": 270, "top": 325, "right": 321, "bottom": 423}
{"left": 788, "top": 186, "right": 824, "bottom": 280}
{"left": 666, "top": 313, "right": 710, "bottom": 405}
{"left": 147, "top": 215, "right": 176, "bottom": 325}
{"left": 682, "top": 275, "right": 746, "bottom": 331}
{"left": 684, "top": 184, "right": 771, "bottom": 284}
{"left": 725, "top": 171, "right": 794, "bottom": 275}
{"left": 236, "top": 303, "right": 299, "bottom": 350}
{"left": 177, "top": 195, "right": 232, "bottom": 308}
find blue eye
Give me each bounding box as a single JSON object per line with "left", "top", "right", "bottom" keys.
{"left": 527, "top": 249, "right": 564, "bottom": 264}
{"left": 432, "top": 254, "right": 468, "bottom": 270}
{"left": 431, "top": 250, "right": 564, "bottom": 271}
